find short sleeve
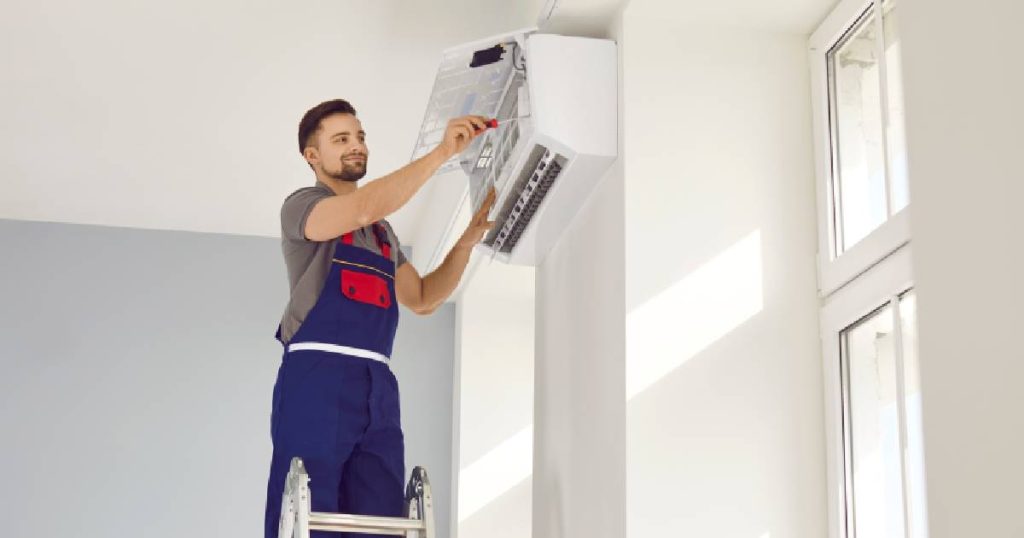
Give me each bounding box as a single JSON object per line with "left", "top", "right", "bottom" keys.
{"left": 397, "top": 243, "right": 408, "bottom": 267}
{"left": 281, "top": 186, "right": 332, "bottom": 242}
{"left": 383, "top": 220, "right": 409, "bottom": 267}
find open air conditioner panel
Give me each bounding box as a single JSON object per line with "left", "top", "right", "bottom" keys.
{"left": 410, "top": 29, "right": 535, "bottom": 178}
{"left": 411, "top": 29, "right": 617, "bottom": 268}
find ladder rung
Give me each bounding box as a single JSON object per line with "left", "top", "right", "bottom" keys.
{"left": 308, "top": 512, "right": 426, "bottom": 535}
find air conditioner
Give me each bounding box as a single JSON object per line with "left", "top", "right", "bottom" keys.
{"left": 410, "top": 28, "right": 617, "bottom": 267}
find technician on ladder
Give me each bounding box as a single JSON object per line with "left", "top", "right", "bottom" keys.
{"left": 265, "top": 99, "right": 495, "bottom": 538}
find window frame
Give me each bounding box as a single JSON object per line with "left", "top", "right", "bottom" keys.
{"left": 820, "top": 245, "right": 916, "bottom": 538}
{"left": 809, "top": 0, "right": 911, "bottom": 297}
{"left": 812, "top": 0, "right": 924, "bottom": 535}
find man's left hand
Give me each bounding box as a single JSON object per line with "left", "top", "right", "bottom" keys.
{"left": 456, "top": 187, "right": 497, "bottom": 249}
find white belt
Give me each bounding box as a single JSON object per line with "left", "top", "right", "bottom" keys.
{"left": 287, "top": 342, "right": 389, "bottom": 363}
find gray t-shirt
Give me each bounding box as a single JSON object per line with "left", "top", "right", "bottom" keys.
{"left": 277, "top": 181, "right": 408, "bottom": 344}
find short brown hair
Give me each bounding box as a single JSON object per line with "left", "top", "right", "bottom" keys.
{"left": 298, "top": 99, "right": 358, "bottom": 154}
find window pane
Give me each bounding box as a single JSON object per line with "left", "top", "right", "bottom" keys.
{"left": 883, "top": 2, "right": 910, "bottom": 213}
{"left": 829, "top": 11, "right": 887, "bottom": 253}
{"left": 898, "top": 292, "right": 928, "bottom": 538}
{"left": 843, "top": 304, "right": 906, "bottom": 538}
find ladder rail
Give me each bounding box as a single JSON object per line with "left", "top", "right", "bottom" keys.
{"left": 280, "top": 456, "right": 435, "bottom": 538}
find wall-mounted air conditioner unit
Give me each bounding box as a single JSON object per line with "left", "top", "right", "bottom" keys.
{"left": 410, "top": 28, "right": 617, "bottom": 267}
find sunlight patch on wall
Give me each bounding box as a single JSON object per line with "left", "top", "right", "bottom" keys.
{"left": 627, "top": 230, "right": 764, "bottom": 400}
{"left": 458, "top": 424, "right": 533, "bottom": 522}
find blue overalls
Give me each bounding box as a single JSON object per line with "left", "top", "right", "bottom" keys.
{"left": 265, "top": 223, "right": 404, "bottom": 538}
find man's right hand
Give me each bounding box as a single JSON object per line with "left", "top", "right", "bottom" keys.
{"left": 435, "top": 115, "right": 489, "bottom": 159}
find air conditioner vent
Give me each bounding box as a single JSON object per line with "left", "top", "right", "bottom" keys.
{"left": 490, "top": 146, "right": 565, "bottom": 253}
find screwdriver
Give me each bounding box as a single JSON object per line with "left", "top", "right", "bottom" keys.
{"left": 478, "top": 114, "right": 531, "bottom": 131}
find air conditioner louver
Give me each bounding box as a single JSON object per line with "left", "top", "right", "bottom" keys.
{"left": 486, "top": 146, "right": 566, "bottom": 254}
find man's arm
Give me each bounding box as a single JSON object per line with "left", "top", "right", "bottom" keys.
{"left": 304, "top": 116, "right": 488, "bottom": 241}
{"left": 396, "top": 188, "right": 496, "bottom": 315}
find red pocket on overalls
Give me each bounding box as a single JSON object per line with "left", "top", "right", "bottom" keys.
{"left": 340, "top": 269, "right": 392, "bottom": 308}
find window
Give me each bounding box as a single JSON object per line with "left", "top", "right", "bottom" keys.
{"left": 840, "top": 291, "right": 926, "bottom": 538}
{"left": 819, "top": 247, "right": 927, "bottom": 538}
{"left": 811, "top": 0, "right": 910, "bottom": 294}
{"left": 812, "top": 1, "right": 927, "bottom": 537}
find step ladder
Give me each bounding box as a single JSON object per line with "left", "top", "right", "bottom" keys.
{"left": 278, "top": 457, "right": 435, "bottom": 537}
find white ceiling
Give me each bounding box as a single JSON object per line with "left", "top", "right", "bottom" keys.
{"left": 624, "top": 0, "right": 835, "bottom": 34}
{"left": 0, "top": 0, "right": 833, "bottom": 244}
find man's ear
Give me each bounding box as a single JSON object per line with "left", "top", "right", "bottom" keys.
{"left": 303, "top": 146, "right": 319, "bottom": 167}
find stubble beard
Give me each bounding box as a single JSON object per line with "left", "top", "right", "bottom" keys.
{"left": 327, "top": 159, "right": 367, "bottom": 183}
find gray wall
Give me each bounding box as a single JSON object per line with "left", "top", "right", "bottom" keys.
{"left": 0, "top": 219, "right": 454, "bottom": 538}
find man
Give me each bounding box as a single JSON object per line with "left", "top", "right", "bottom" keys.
{"left": 264, "top": 99, "right": 495, "bottom": 538}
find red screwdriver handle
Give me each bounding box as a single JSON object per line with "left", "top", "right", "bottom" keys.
{"left": 473, "top": 118, "right": 502, "bottom": 132}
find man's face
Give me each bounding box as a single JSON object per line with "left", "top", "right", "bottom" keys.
{"left": 307, "top": 113, "right": 369, "bottom": 182}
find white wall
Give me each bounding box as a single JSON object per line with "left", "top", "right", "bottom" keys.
{"left": 620, "top": 18, "right": 825, "bottom": 537}
{"left": 532, "top": 5, "right": 827, "bottom": 537}
{"left": 454, "top": 261, "right": 536, "bottom": 538}
{"left": 899, "top": 0, "right": 1024, "bottom": 536}
{"left": 620, "top": 2, "right": 825, "bottom": 537}
{"left": 531, "top": 3, "right": 834, "bottom": 537}
{"left": 0, "top": 0, "right": 533, "bottom": 239}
